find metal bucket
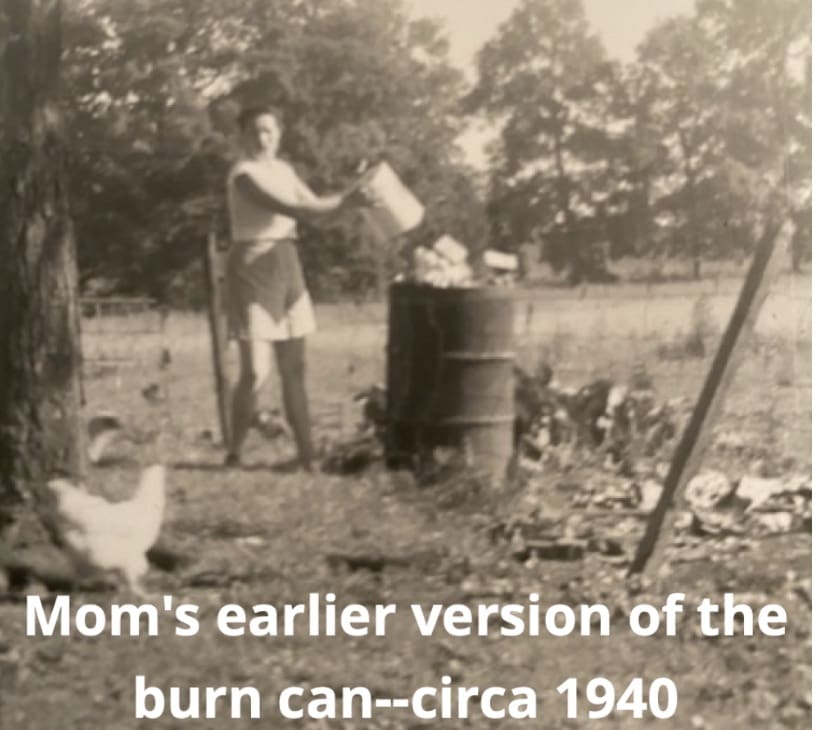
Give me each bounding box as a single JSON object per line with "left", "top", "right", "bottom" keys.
{"left": 360, "top": 162, "right": 424, "bottom": 240}
{"left": 385, "top": 283, "right": 516, "bottom": 485}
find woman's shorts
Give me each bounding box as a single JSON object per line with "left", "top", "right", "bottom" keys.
{"left": 225, "top": 238, "right": 317, "bottom": 341}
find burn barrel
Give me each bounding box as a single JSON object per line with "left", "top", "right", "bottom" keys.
{"left": 385, "top": 282, "right": 516, "bottom": 483}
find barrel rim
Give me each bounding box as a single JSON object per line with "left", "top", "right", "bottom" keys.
{"left": 389, "top": 281, "right": 517, "bottom": 301}
{"left": 386, "top": 345, "right": 515, "bottom": 358}
{"left": 440, "top": 350, "right": 515, "bottom": 360}
{"left": 390, "top": 415, "right": 515, "bottom": 426}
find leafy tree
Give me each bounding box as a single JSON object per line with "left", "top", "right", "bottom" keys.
{"left": 697, "top": 0, "right": 811, "bottom": 270}
{"left": 634, "top": 15, "right": 732, "bottom": 278}
{"left": 631, "top": 1, "right": 809, "bottom": 276}
{"left": 62, "top": 0, "right": 236, "bottom": 302}
{"left": 473, "top": 0, "right": 810, "bottom": 280}
{"left": 222, "top": 0, "right": 488, "bottom": 297}
{"left": 62, "top": 0, "right": 488, "bottom": 303}
{"left": 468, "top": 0, "right": 621, "bottom": 282}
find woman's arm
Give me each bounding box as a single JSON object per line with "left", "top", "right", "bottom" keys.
{"left": 233, "top": 167, "right": 344, "bottom": 217}
{"left": 291, "top": 175, "right": 345, "bottom": 213}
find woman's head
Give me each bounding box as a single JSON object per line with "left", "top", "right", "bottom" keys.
{"left": 237, "top": 105, "right": 284, "bottom": 157}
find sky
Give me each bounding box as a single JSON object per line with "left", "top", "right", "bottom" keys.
{"left": 404, "top": 0, "right": 697, "bottom": 167}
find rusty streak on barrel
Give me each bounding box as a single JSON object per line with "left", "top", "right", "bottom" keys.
{"left": 385, "top": 282, "right": 516, "bottom": 484}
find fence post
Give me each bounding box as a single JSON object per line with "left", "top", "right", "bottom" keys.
{"left": 627, "top": 218, "right": 793, "bottom": 577}
{"left": 202, "top": 232, "right": 231, "bottom": 446}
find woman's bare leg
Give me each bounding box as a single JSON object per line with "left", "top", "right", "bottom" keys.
{"left": 227, "top": 339, "right": 272, "bottom": 461}
{"left": 274, "top": 337, "right": 313, "bottom": 471}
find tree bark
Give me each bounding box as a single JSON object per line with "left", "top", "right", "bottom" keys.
{"left": 551, "top": 119, "right": 580, "bottom": 282}
{"left": 679, "top": 135, "right": 701, "bottom": 281}
{"left": 0, "top": 0, "right": 84, "bottom": 507}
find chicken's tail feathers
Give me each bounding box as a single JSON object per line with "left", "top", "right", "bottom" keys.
{"left": 39, "top": 478, "right": 81, "bottom": 547}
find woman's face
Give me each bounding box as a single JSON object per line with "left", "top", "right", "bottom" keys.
{"left": 243, "top": 113, "right": 281, "bottom": 157}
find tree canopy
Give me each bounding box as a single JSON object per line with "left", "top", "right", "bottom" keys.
{"left": 63, "top": 0, "right": 488, "bottom": 303}
{"left": 468, "top": 0, "right": 810, "bottom": 281}
{"left": 55, "top": 0, "right": 812, "bottom": 295}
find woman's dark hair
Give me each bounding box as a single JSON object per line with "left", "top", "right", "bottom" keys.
{"left": 237, "top": 105, "right": 284, "bottom": 132}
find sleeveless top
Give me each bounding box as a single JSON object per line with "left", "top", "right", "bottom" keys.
{"left": 226, "top": 157, "right": 299, "bottom": 242}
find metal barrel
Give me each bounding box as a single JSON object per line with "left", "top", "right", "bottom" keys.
{"left": 385, "top": 282, "right": 516, "bottom": 484}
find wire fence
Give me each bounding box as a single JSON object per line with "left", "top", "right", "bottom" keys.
{"left": 78, "top": 272, "right": 811, "bottom": 467}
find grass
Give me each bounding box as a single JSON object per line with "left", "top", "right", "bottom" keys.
{"left": 0, "top": 273, "right": 811, "bottom": 729}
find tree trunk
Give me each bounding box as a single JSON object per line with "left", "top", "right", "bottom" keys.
{"left": 677, "top": 131, "right": 702, "bottom": 281}
{"left": 551, "top": 127, "right": 585, "bottom": 284}
{"left": 686, "top": 186, "right": 702, "bottom": 281}
{"left": 790, "top": 217, "right": 806, "bottom": 273}
{"left": 0, "top": 0, "right": 84, "bottom": 508}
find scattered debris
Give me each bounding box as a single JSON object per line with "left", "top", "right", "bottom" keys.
{"left": 198, "top": 428, "right": 216, "bottom": 443}
{"left": 235, "top": 536, "right": 267, "bottom": 549}
{"left": 735, "top": 474, "right": 811, "bottom": 511}
{"left": 354, "top": 385, "right": 386, "bottom": 434}
{"left": 636, "top": 479, "right": 663, "bottom": 514}
{"left": 322, "top": 362, "right": 684, "bottom": 485}
{"left": 141, "top": 383, "right": 165, "bottom": 404}
{"left": 682, "top": 470, "right": 811, "bottom": 537}
{"left": 427, "top": 462, "right": 492, "bottom": 510}
{"left": 145, "top": 543, "right": 187, "bottom": 572}
{"left": 747, "top": 511, "right": 795, "bottom": 534}
{"left": 686, "top": 470, "right": 734, "bottom": 512}
{"left": 513, "top": 364, "right": 681, "bottom": 466}
{"left": 511, "top": 538, "right": 586, "bottom": 562}
{"left": 322, "top": 435, "right": 382, "bottom": 475}
{"left": 158, "top": 347, "right": 172, "bottom": 370}
{"left": 325, "top": 549, "right": 441, "bottom": 573}
{"left": 184, "top": 564, "right": 285, "bottom": 589}
{"left": 714, "top": 429, "right": 749, "bottom": 452}
{"left": 319, "top": 363, "right": 809, "bottom": 553}
{"left": 321, "top": 386, "right": 387, "bottom": 474}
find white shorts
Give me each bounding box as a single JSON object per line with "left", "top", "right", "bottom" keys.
{"left": 241, "top": 290, "right": 317, "bottom": 341}
{"left": 225, "top": 238, "right": 317, "bottom": 342}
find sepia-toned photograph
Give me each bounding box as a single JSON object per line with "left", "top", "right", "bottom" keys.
{"left": 0, "top": 0, "right": 811, "bottom": 727}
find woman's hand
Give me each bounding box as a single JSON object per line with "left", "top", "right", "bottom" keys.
{"left": 342, "top": 185, "right": 378, "bottom": 209}
{"left": 323, "top": 192, "right": 345, "bottom": 211}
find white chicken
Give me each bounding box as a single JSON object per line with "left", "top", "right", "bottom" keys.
{"left": 46, "top": 465, "right": 166, "bottom": 596}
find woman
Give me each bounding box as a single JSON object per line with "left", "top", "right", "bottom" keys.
{"left": 224, "top": 105, "right": 364, "bottom": 471}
